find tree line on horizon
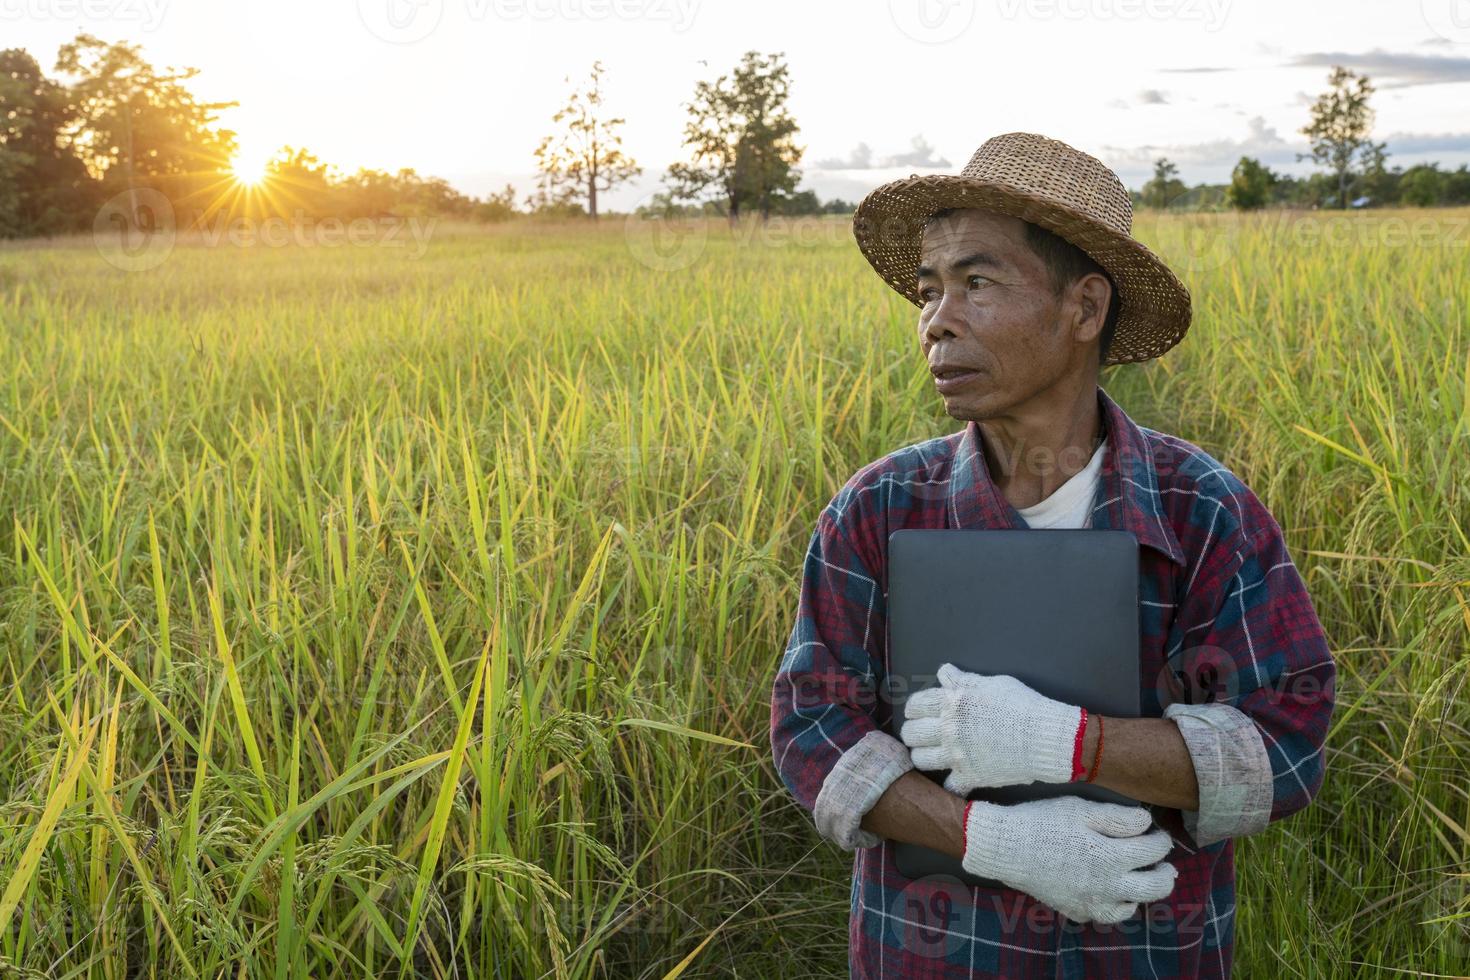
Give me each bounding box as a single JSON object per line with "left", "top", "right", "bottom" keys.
{"left": 2, "top": 40, "right": 1467, "bottom": 241}
{"left": 0, "top": 37, "right": 851, "bottom": 239}
{"left": 1140, "top": 66, "right": 1470, "bottom": 212}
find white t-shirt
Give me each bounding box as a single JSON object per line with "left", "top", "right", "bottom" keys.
{"left": 1014, "top": 436, "right": 1109, "bottom": 530}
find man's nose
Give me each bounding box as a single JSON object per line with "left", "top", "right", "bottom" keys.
{"left": 921, "top": 289, "right": 965, "bottom": 345}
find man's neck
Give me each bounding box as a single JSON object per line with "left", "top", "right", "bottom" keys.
{"left": 975, "top": 382, "right": 1104, "bottom": 511}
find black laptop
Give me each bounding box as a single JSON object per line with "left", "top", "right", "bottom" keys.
{"left": 885, "top": 528, "right": 1144, "bottom": 889}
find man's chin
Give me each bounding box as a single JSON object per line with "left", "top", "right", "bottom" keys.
{"left": 940, "top": 393, "right": 993, "bottom": 422}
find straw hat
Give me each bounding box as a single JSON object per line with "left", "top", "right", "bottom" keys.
{"left": 852, "top": 132, "right": 1192, "bottom": 366}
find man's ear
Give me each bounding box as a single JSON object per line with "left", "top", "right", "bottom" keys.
{"left": 1070, "top": 272, "right": 1112, "bottom": 348}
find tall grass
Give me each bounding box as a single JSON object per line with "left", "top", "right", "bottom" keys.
{"left": 0, "top": 210, "right": 1465, "bottom": 976}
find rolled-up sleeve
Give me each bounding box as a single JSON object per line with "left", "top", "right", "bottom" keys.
{"left": 1164, "top": 519, "right": 1337, "bottom": 848}
{"left": 770, "top": 502, "right": 912, "bottom": 851}
{"left": 1163, "top": 701, "right": 1274, "bottom": 846}
{"left": 815, "top": 730, "right": 914, "bottom": 848}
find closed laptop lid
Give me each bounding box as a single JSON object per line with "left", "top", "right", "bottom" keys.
{"left": 885, "top": 528, "right": 1144, "bottom": 888}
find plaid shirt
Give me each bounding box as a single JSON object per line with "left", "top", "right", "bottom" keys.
{"left": 769, "top": 384, "right": 1336, "bottom": 979}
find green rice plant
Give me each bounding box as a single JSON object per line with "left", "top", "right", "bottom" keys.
{"left": 0, "top": 209, "right": 1464, "bottom": 976}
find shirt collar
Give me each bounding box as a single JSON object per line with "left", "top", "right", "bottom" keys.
{"left": 945, "top": 384, "right": 1188, "bottom": 568}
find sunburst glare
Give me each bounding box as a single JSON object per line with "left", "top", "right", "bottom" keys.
{"left": 230, "top": 143, "right": 273, "bottom": 186}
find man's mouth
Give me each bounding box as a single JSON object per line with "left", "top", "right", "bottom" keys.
{"left": 931, "top": 366, "right": 980, "bottom": 393}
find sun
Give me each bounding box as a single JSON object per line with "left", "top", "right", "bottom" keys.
{"left": 230, "top": 143, "right": 273, "bottom": 186}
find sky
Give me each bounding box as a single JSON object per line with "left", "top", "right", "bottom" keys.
{"left": 7, "top": 0, "right": 1470, "bottom": 209}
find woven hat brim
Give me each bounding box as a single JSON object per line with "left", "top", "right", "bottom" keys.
{"left": 852, "top": 175, "right": 1192, "bottom": 366}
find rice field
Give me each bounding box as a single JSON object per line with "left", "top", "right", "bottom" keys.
{"left": 0, "top": 208, "right": 1466, "bottom": 977}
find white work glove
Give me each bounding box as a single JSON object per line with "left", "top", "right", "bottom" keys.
{"left": 962, "top": 795, "right": 1179, "bottom": 924}
{"left": 900, "top": 662, "right": 1085, "bottom": 792}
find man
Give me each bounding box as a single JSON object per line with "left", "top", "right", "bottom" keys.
{"left": 768, "top": 133, "right": 1336, "bottom": 978}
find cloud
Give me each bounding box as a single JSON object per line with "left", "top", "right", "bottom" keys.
{"left": 802, "top": 128, "right": 1470, "bottom": 207}
{"left": 1286, "top": 49, "right": 1470, "bottom": 88}
{"left": 1099, "top": 115, "right": 1470, "bottom": 187}
{"left": 793, "top": 172, "right": 867, "bottom": 198}
{"left": 1100, "top": 115, "right": 1300, "bottom": 185}
{"left": 1104, "top": 115, "right": 1289, "bottom": 164}
{"left": 883, "top": 134, "right": 953, "bottom": 169}
{"left": 1159, "top": 66, "right": 1233, "bottom": 73}
{"left": 1379, "top": 131, "right": 1470, "bottom": 156}
{"left": 816, "top": 142, "right": 874, "bottom": 169}
{"left": 1104, "top": 91, "right": 1176, "bottom": 111}
{"left": 813, "top": 135, "right": 951, "bottom": 170}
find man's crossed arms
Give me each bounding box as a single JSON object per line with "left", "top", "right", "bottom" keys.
{"left": 885, "top": 662, "right": 1188, "bottom": 924}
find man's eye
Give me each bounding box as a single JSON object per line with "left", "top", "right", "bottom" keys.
{"left": 919, "top": 287, "right": 938, "bottom": 302}
{"left": 968, "top": 275, "right": 989, "bottom": 288}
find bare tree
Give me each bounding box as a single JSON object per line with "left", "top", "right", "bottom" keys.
{"left": 532, "top": 60, "right": 641, "bottom": 220}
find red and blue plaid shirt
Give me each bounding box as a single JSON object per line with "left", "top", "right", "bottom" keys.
{"left": 769, "top": 384, "right": 1336, "bottom": 978}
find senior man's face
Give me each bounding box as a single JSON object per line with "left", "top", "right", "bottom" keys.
{"left": 915, "top": 209, "right": 1081, "bottom": 421}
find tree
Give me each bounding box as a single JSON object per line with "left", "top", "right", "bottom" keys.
{"left": 0, "top": 47, "right": 96, "bottom": 237}
{"left": 1, "top": 35, "right": 529, "bottom": 234}
{"left": 1398, "top": 164, "right": 1444, "bottom": 207}
{"left": 772, "top": 188, "right": 821, "bottom": 216}
{"left": 54, "top": 34, "right": 237, "bottom": 226}
{"left": 1444, "top": 165, "right": 1470, "bottom": 206}
{"left": 1358, "top": 142, "right": 1400, "bottom": 206}
{"left": 474, "top": 183, "right": 520, "bottom": 223}
{"left": 334, "top": 166, "right": 478, "bottom": 220}
{"left": 522, "top": 165, "right": 587, "bottom": 218}
{"left": 1225, "top": 156, "right": 1276, "bottom": 210}
{"left": 631, "top": 190, "right": 722, "bottom": 218}
{"left": 665, "top": 51, "right": 803, "bottom": 223}
{"left": 1298, "top": 65, "right": 1386, "bottom": 210}
{"left": 260, "top": 146, "right": 336, "bottom": 218}
{"left": 1140, "top": 158, "right": 1185, "bottom": 209}
{"left": 532, "top": 60, "right": 640, "bottom": 221}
